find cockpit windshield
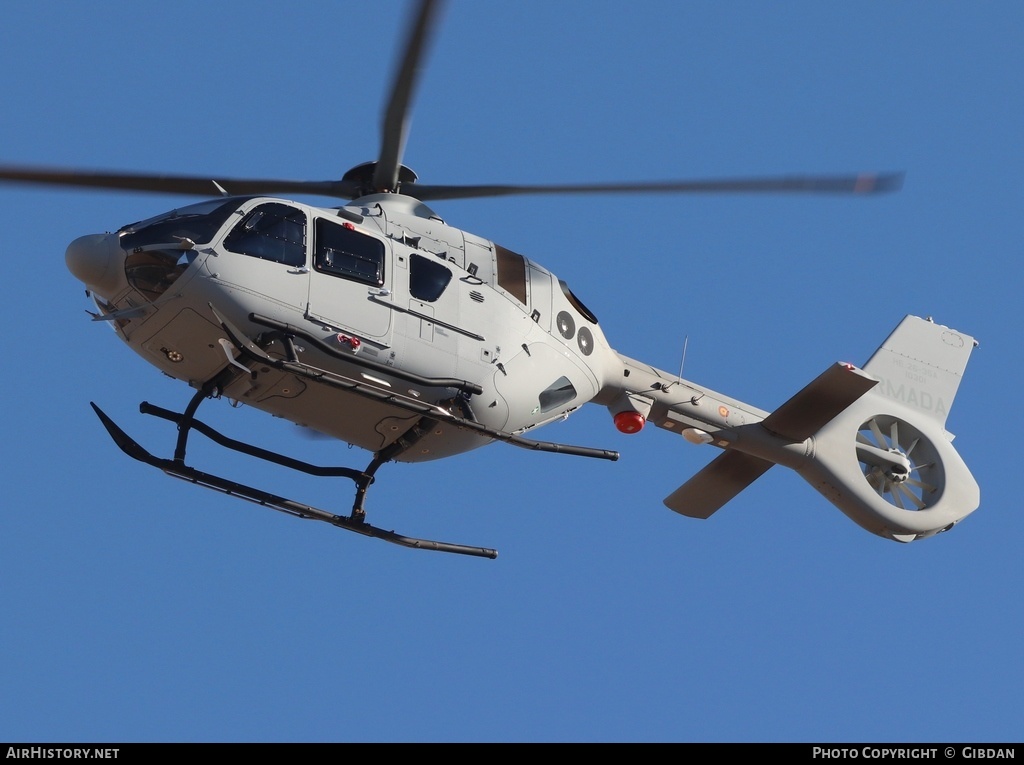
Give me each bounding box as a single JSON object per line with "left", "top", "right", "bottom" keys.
{"left": 119, "top": 197, "right": 247, "bottom": 251}
{"left": 119, "top": 198, "right": 249, "bottom": 302}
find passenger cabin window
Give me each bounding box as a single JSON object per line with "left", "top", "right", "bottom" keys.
{"left": 224, "top": 203, "right": 306, "bottom": 267}
{"left": 495, "top": 244, "right": 528, "bottom": 304}
{"left": 313, "top": 218, "right": 385, "bottom": 286}
{"left": 409, "top": 254, "right": 452, "bottom": 302}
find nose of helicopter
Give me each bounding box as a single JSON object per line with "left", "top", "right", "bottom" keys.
{"left": 65, "top": 233, "right": 127, "bottom": 298}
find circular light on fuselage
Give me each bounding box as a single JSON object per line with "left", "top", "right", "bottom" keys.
{"left": 614, "top": 411, "right": 645, "bottom": 434}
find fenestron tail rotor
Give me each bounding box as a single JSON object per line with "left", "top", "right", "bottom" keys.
{"left": 856, "top": 415, "right": 941, "bottom": 511}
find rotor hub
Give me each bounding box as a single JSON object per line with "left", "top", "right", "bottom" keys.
{"left": 341, "top": 161, "right": 418, "bottom": 195}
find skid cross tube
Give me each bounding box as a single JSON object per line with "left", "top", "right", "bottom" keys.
{"left": 90, "top": 399, "right": 498, "bottom": 559}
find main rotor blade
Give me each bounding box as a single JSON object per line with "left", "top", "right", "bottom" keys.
{"left": 411, "top": 172, "right": 904, "bottom": 201}
{"left": 0, "top": 164, "right": 904, "bottom": 205}
{"left": 372, "top": 0, "right": 444, "bottom": 194}
{"left": 0, "top": 164, "right": 362, "bottom": 199}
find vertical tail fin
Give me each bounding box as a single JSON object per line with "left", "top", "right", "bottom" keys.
{"left": 862, "top": 315, "right": 976, "bottom": 434}
{"left": 661, "top": 316, "right": 980, "bottom": 542}
{"left": 803, "top": 316, "right": 979, "bottom": 541}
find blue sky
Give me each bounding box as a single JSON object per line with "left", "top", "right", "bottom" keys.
{"left": 0, "top": 0, "right": 1020, "bottom": 743}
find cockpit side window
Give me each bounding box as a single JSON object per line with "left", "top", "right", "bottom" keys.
{"left": 409, "top": 254, "right": 452, "bottom": 302}
{"left": 313, "top": 218, "right": 385, "bottom": 286}
{"left": 224, "top": 202, "right": 307, "bottom": 267}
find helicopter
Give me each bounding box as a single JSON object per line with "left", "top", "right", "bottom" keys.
{"left": 0, "top": 0, "right": 979, "bottom": 558}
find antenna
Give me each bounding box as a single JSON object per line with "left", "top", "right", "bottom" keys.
{"left": 660, "top": 336, "right": 689, "bottom": 392}
{"left": 678, "top": 335, "right": 689, "bottom": 380}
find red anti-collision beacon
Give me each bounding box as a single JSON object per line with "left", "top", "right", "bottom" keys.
{"left": 614, "top": 411, "right": 646, "bottom": 434}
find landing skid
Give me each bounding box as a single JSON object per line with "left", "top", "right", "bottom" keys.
{"left": 89, "top": 306, "right": 621, "bottom": 559}
{"left": 91, "top": 395, "right": 500, "bottom": 559}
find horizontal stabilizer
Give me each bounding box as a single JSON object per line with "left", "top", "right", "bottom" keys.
{"left": 761, "top": 362, "right": 878, "bottom": 441}
{"left": 660, "top": 315, "right": 978, "bottom": 541}
{"left": 664, "top": 450, "right": 774, "bottom": 518}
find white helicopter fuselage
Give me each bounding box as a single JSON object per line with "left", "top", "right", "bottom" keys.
{"left": 10, "top": 0, "right": 982, "bottom": 554}
{"left": 66, "top": 190, "right": 982, "bottom": 545}
{"left": 68, "top": 193, "right": 618, "bottom": 462}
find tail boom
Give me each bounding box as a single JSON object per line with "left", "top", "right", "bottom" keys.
{"left": 612, "top": 315, "right": 980, "bottom": 542}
